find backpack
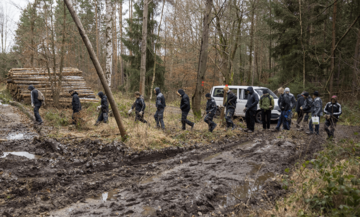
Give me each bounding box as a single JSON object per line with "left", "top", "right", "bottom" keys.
{"left": 37, "top": 89, "right": 45, "bottom": 101}
{"left": 261, "top": 95, "right": 273, "bottom": 107}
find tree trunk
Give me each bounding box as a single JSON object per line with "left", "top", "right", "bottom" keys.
{"left": 30, "top": 0, "right": 38, "bottom": 67}
{"left": 150, "top": 0, "right": 165, "bottom": 100}
{"left": 112, "top": 3, "right": 117, "bottom": 89}
{"left": 95, "top": 0, "right": 99, "bottom": 59}
{"left": 105, "top": 0, "right": 113, "bottom": 87}
{"left": 191, "top": 0, "right": 212, "bottom": 118}
{"left": 353, "top": 29, "right": 360, "bottom": 93}
{"left": 299, "top": 0, "right": 306, "bottom": 90}
{"left": 248, "top": 0, "right": 256, "bottom": 85}
{"left": 329, "top": 0, "right": 337, "bottom": 99}
{"left": 64, "top": 0, "right": 128, "bottom": 139}
{"left": 139, "top": 0, "right": 149, "bottom": 96}
{"left": 119, "top": 0, "right": 124, "bottom": 86}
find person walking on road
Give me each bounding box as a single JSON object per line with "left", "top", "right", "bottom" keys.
{"left": 154, "top": 87, "right": 166, "bottom": 129}
{"left": 296, "top": 92, "right": 305, "bottom": 129}
{"left": 244, "top": 86, "right": 259, "bottom": 133}
{"left": 28, "top": 85, "right": 43, "bottom": 125}
{"left": 324, "top": 96, "right": 342, "bottom": 140}
{"left": 259, "top": 89, "right": 274, "bottom": 130}
{"left": 177, "top": 89, "right": 194, "bottom": 130}
{"left": 69, "top": 90, "right": 82, "bottom": 125}
{"left": 306, "top": 91, "right": 322, "bottom": 135}
{"left": 128, "top": 91, "right": 147, "bottom": 123}
{"left": 204, "top": 93, "right": 217, "bottom": 132}
{"left": 95, "top": 91, "right": 109, "bottom": 126}
{"left": 221, "top": 85, "right": 237, "bottom": 130}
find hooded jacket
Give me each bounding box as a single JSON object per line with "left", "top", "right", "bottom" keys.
{"left": 324, "top": 99, "right": 342, "bottom": 119}
{"left": 132, "top": 95, "right": 146, "bottom": 113}
{"left": 302, "top": 97, "right": 313, "bottom": 113}
{"left": 296, "top": 94, "right": 305, "bottom": 113}
{"left": 260, "top": 90, "right": 274, "bottom": 111}
{"left": 155, "top": 87, "right": 166, "bottom": 110}
{"left": 224, "top": 90, "right": 237, "bottom": 110}
{"left": 311, "top": 97, "right": 323, "bottom": 117}
{"left": 178, "top": 89, "right": 190, "bottom": 112}
{"left": 98, "top": 92, "right": 109, "bottom": 113}
{"left": 71, "top": 91, "right": 82, "bottom": 112}
{"left": 245, "top": 87, "right": 259, "bottom": 111}
{"left": 206, "top": 97, "right": 217, "bottom": 115}
{"left": 28, "top": 85, "right": 42, "bottom": 107}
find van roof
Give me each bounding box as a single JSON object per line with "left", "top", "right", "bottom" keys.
{"left": 212, "top": 85, "right": 268, "bottom": 89}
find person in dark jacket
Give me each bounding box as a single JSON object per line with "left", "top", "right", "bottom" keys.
{"left": 95, "top": 91, "right": 109, "bottom": 126}
{"left": 244, "top": 86, "right": 259, "bottom": 133}
{"left": 204, "top": 93, "right": 217, "bottom": 132}
{"left": 306, "top": 91, "right": 322, "bottom": 135}
{"left": 154, "top": 87, "right": 166, "bottom": 129}
{"left": 298, "top": 91, "right": 312, "bottom": 131}
{"left": 128, "top": 91, "right": 147, "bottom": 123}
{"left": 296, "top": 92, "right": 305, "bottom": 128}
{"left": 177, "top": 89, "right": 194, "bottom": 130}
{"left": 69, "top": 90, "right": 82, "bottom": 125}
{"left": 220, "top": 85, "right": 237, "bottom": 130}
{"left": 28, "top": 85, "right": 43, "bottom": 124}
{"left": 273, "top": 87, "right": 292, "bottom": 131}
{"left": 323, "top": 95, "right": 342, "bottom": 139}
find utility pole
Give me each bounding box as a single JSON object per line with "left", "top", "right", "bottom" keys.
{"left": 64, "top": 0, "right": 128, "bottom": 139}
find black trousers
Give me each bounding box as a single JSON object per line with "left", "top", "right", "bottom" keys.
{"left": 225, "top": 108, "right": 235, "bottom": 128}
{"left": 204, "top": 113, "right": 216, "bottom": 132}
{"left": 97, "top": 112, "right": 108, "bottom": 123}
{"left": 135, "top": 111, "right": 147, "bottom": 123}
{"left": 246, "top": 110, "right": 256, "bottom": 131}
{"left": 34, "top": 105, "right": 42, "bottom": 123}
{"left": 325, "top": 117, "right": 338, "bottom": 138}
{"left": 297, "top": 110, "right": 304, "bottom": 125}
{"left": 154, "top": 109, "right": 165, "bottom": 129}
{"left": 181, "top": 111, "right": 194, "bottom": 130}
{"left": 261, "top": 109, "right": 271, "bottom": 129}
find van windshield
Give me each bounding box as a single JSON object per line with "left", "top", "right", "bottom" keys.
{"left": 255, "top": 89, "right": 278, "bottom": 99}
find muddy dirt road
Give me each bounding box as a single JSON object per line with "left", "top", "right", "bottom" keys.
{"left": 0, "top": 103, "right": 358, "bottom": 217}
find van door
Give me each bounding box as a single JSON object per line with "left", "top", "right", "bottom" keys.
{"left": 235, "top": 88, "right": 242, "bottom": 115}
{"left": 238, "top": 88, "right": 248, "bottom": 116}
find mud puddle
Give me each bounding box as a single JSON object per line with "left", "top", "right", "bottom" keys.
{"left": 0, "top": 151, "right": 40, "bottom": 159}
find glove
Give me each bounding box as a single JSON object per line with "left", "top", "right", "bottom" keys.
{"left": 97, "top": 105, "right": 101, "bottom": 111}
{"left": 128, "top": 109, "right": 132, "bottom": 115}
{"left": 139, "top": 111, "right": 143, "bottom": 116}
{"left": 31, "top": 103, "right": 34, "bottom": 108}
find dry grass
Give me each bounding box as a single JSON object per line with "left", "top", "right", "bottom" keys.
{"left": 35, "top": 91, "right": 251, "bottom": 150}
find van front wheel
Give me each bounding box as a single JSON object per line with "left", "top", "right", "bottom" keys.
{"left": 256, "top": 111, "right": 262, "bottom": 123}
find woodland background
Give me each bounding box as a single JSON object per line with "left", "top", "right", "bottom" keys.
{"left": 0, "top": 0, "right": 360, "bottom": 104}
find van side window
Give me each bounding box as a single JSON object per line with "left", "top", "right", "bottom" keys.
{"left": 241, "top": 89, "right": 248, "bottom": 99}
{"left": 229, "top": 88, "right": 237, "bottom": 97}
{"left": 213, "top": 88, "right": 224, "bottom": 97}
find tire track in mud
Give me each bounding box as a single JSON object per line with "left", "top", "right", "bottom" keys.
{"left": 1, "top": 102, "right": 349, "bottom": 217}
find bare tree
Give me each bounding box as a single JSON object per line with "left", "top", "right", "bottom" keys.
{"left": 139, "top": 0, "right": 149, "bottom": 96}
{"left": 192, "top": 0, "right": 213, "bottom": 117}
{"left": 105, "top": 0, "right": 113, "bottom": 87}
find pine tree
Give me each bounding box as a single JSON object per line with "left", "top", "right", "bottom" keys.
{"left": 121, "top": 0, "right": 165, "bottom": 95}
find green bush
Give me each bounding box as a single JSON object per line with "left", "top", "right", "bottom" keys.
{"left": 44, "top": 110, "right": 69, "bottom": 126}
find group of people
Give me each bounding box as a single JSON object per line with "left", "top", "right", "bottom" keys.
{"left": 271, "top": 87, "right": 342, "bottom": 139}
{"left": 27, "top": 84, "right": 342, "bottom": 139}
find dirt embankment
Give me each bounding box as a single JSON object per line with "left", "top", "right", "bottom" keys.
{"left": 0, "top": 102, "right": 359, "bottom": 217}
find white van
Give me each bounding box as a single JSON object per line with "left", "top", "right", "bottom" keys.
{"left": 210, "top": 85, "right": 281, "bottom": 123}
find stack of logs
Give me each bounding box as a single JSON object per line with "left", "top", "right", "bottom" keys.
{"left": 7, "top": 68, "right": 99, "bottom": 106}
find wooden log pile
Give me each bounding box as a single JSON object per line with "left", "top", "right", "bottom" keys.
{"left": 7, "top": 68, "right": 99, "bottom": 106}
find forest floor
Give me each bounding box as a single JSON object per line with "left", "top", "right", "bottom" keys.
{"left": 1, "top": 96, "right": 360, "bottom": 217}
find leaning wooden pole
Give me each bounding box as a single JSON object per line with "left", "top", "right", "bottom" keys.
{"left": 64, "top": 0, "right": 128, "bottom": 139}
